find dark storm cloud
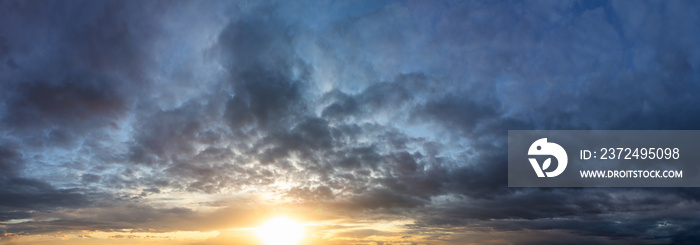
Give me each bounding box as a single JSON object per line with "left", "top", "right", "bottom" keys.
{"left": 3, "top": 79, "right": 125, "bottom": 128}
{"left": 223, "top": 67, "right": 306, "bottom": 129}
{"left": 0, "top": 144, "right": 92, "bottom": 226}
{"left": 129, "top": 101, "right": 216, "bottom": 166}
{"left": 1, "top": 0, "right": 700, "bottom": 244}
{"left": 0, "top": 0, "right": 166, "bottom": 135}
{"left": 415, "top": 93, "right": 502, "bottom": 136}
{"left": 321, "top": 73, "right": 429, "bottom": 123}
{"left": 303, "top": 1, "right": 700, "bottom": 243}
{"left": 0, "top": 178, "right": 88, "bottom": 210}
{"left": 121, "top": 13, "right": 317, "bottom": 192}
{"left": 217, "top": 15, "right": 312, "bottom": 132}
{"left": 0, "top": 0, "right": 183, "bottom": 236}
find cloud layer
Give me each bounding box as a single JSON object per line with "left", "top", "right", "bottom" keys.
{"left": 1, "top": 0, "right": 700, "bottom": 244}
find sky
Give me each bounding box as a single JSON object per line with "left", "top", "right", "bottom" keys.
{"left": 1, "top": 0, "right": 700, "bottom": 244}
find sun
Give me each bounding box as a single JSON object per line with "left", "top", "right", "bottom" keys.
{"left": 255, "top": 217, "right": 305, "bottom": 245}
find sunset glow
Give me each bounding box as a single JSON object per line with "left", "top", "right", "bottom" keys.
{"left": 256, "top": 217, "right": 305, "bottom": 245}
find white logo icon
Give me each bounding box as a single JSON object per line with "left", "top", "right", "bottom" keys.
{"left": 528, "top": 138, "right": 568, "bottom": 177}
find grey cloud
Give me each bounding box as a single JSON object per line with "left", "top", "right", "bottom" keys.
{"left": 224, "top": 67, "right": 307, "bottom": 129}
{"left": 321, "top": 90, "right": 361, "bottom": 120}
{"left": 0, "top": 1, "right": 165, "bottom": 133}
{"left": 321, "top": 73, "right": 428, "bottom": 122}
{"left": 80, "top": 173, "right": 101, "bottom": 185}
{"left": 254, "top": 117, "right": 333, "bottom": 165}
{"left": 0, "top": 143, "right": 92, "bottom": 223}
{"left": 1, "top": 1, "right": 700, "bottom": 244}
{"left": 0, "top": 143, "right": 23, "bottom": 176}
{"left": 216, "top": 15, "right": 312, "bottom": 133}
{"left": 0, "top": 177, "right": 91, "bottom": 223}
{"left": 129, "top": 101, "right": 218, "bottom": 165}
{"left": 337, "top": 187, "right": 428, "bottom": 211}
{"left": 414, "top": 93, "right": 500, "bottom": 136}
{"left": 0, "top": 180, "right": 87, "bottom": 210}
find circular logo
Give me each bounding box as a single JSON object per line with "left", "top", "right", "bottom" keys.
{"left": 528, "top": 138, "right": 568, "bottom": 177}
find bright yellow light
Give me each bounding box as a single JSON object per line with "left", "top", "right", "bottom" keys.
{"left": 256, "top": 217, "right": 305, "bottom": 245}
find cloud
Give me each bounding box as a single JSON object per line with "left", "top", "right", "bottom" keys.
{"left": 1, "top": 1, "right": 700, "bottom": 244}
{"left": 0, "top": 142, "right": 93, "bottom": 225}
